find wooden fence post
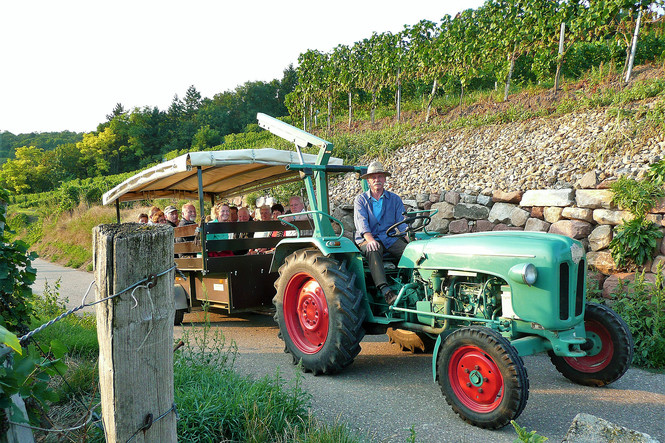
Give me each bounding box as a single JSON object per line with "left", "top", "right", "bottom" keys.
{"left": 93, "top": 224, "right": 176, "bottom": 443}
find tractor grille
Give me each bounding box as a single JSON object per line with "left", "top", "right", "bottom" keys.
{"left": 559, "top": 263, "right": 569, "bottom": 320}
{"left": 559, "top": 260, "right": 586, "bottom": 321}
{"left": 575, "top": 259, "right": 585, "bottom": 317}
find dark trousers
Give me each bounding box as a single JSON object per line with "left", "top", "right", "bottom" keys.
{"left": 359, "top": 238, "right": 407, "bottom": 288}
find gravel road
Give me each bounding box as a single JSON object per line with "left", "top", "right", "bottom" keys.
{"left": 31, "top": 258, "right": 665, "bottom": 442}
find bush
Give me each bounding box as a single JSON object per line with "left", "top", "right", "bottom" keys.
{"left": 609, "top": 218, "right": 663, "bottom": 269}
{"left": 609, "top": 269, "right": 665, "bottom": 369}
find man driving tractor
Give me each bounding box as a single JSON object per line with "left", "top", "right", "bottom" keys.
{"left": 353, "top": 161, "right": 407, "bottom": 305}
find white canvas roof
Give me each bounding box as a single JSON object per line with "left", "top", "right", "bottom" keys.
{"left": 102, "top": 148, "right": 343, "bottom": 205}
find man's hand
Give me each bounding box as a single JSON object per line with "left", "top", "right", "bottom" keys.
{"left": 363, "top": 233, "right": 380, "bottom": 251}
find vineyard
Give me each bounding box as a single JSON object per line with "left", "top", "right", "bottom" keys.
{"left": 288, "top": 0, "right": 665, "bottom": 128}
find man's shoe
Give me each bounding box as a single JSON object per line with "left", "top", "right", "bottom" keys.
{"left": 383, "top": 289, "right": 398, "bottom": 305}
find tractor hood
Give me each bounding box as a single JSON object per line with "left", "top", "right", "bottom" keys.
{"left": 400, "top": 231, "right": 583, "bottom": 272}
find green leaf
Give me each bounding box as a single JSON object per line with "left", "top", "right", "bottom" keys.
{"left": 0, "top": 326, "right": 22, "bottom": 354}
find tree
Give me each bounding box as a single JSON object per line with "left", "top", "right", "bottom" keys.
{"left": 0, "top": 146, "right": 54, "bottom": 194}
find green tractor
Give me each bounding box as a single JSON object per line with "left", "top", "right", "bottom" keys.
{"left": 259, "top": 114, "right": 634, "bottom": 429}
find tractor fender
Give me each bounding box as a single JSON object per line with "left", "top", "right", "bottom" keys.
{"left": 270, "top": 236, "right": 360, "bottom": 273}
{"left": 174, "top": 284, "right": 190, "bottom": 311}
{"left": 432, "top": 333, "right": 444, "bottom": 382}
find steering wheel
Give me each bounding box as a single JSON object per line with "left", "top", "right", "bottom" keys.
{"left": 386, "top": 214, "right": 432, "bottom": 238}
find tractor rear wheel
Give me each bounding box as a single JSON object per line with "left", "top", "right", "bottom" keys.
{"left": 437, "top": 327, "right": 529, "bottom": 429}
{"left": 273, "top": 249, "right": 366, "bottom": 375}
{"left": 549, "top": 302, "right": 633, "bottom": 387}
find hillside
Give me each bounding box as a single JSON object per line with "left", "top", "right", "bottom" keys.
{"left": 329, "top": 64, "right": 665, "bottom": 203}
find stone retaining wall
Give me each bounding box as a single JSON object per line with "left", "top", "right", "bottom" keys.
{"left": 331, "top": 171, "right": 665, "bottom": 300}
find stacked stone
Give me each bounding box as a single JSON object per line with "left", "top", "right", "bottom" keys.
{"left": 330, "top": 170, "right": 665, "bottom": 300}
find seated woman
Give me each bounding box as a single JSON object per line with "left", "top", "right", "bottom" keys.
{"left": 207, "top": 203, "right": 233, "bottom": 257}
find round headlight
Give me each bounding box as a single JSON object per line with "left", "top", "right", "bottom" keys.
{"left": 523, "top": 263, "right": 538, "bottom": 286}
{"left": 509, "top": 263, "right": 538, "bottom": 286}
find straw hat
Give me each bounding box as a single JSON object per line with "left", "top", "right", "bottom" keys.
{"left": 360, "top": 161, "right": 391, "bottom": 179}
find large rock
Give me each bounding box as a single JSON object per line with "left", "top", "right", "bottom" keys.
{"left": 651, "top": 255, "right": 665, "bottom": 274}
{"left": 510, "top": 207, "right": 530, "bottom": 227}
{"left": 602, "top": 272, "right": 658, "bottom": 299}
{"left": 575, "top": 189, "right": 614, "bottom": 209}
{"left": 652, "top": 197, "right": 665, "bottom": 214}
{"left": 449, "top": 218, "right": 469, "bottom": 234}
{"left": 492, "top": 190, "right": 523, "bottom": 203}
{"left": 460, "top": 193, "right": 477, "bottom": 204}
{"left": 563, "top": 412, "right": 658, "bottom": 443}
{"left": 588, "top": 225, "right": 612, "bottom": 251}
{"left": 587, "top": 251, "right": 616, "bottom": 274}
{"left": 429, "top": 217, "right": 450, "bottom": 234}
{"left": 561, "top": 207, "right": 593, "bottom": 222}
{"left": 472, "top": 220, "right": 495, "bottom": 232}
{"left": 549, "top": 220, "right": 592, "bottom": 239}
{"left": 593, "top": 209, "right": 635, "bottom": 225}
{"left": 577, "top": 170, "right": 599, "bottom": 189}
{"left": 520, "top": 189, "right": 575, "bottom": 207}
{"left": 488, "top": 202, "right": 516, "bottom": 224}
{"left": 524, "top": 217, "right": 551, "bottom": 232}
{"left": 453, "top": 203, "right": 490, "bottom": 220}
{"left": 530, "top": 206, "right": 544, "bottom": 219}
{"left": 544, "top": 206, "right": 564, "bottom": 223}
{"left": 444, "top": 191, "right": 460, "bottom": 205}
{"left": 431, "top": 201, "right": 455, "bottom": 219}
{"left": 476, "top": 194, "right": 492, "bottom": 207}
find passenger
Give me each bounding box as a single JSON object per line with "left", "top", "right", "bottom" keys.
{"left": 178, "top": 203, "right": 197, "bottom": 228}
{"left": 234, "top": 207, "right": 253, "bottom": 255}
{"left": 150, "top": 210, "right": 167, "bottom": 225}
{"left": 207, "top": 203, "right": 233, "bottom": 257}
{"left": 148, "top": 206, "right": 161, "bottom": 220}
{"left": 251, "top": 204, "right": 273, "bottom": 254}
{"left": 353, "top": 161, "right": 407, "bottom": 305}
{"left": 138, "top": 213, "right": 149, "bottom": 224}
{"left": 270, "top": 204, "right": 285, "bottom": 238}
{"left": 164, "top": 205, "right": 179, "bottom": 227}
{"left": 285, "top": 196, "right": 312, "bottom": 236}
{"left": 229, "top": 206, "right": 239, "bottom": 222}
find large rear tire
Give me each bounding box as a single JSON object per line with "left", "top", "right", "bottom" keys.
{"left": 273, "top": 249, "right": 366, "bottom": 375}
{"left": 549, "top": 302, "right": 633, "bottom": 387}
{"left": 437, "top": 327, "right": 529, "bottom": 429}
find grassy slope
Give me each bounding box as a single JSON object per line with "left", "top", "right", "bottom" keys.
{"left": 8, "top": 63, "right": 665, "bottom": 270}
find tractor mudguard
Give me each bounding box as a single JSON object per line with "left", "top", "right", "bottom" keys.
{"left": 174, "top": 284, "right": 190, "bottom": 311}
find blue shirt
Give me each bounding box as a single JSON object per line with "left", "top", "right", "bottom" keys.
{"left": 354, "top": 189, "right": 406, "bottom": 248}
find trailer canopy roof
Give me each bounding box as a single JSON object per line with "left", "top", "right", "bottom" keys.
{"left": 102, "top": 148, "right": 343, "bottom": 205}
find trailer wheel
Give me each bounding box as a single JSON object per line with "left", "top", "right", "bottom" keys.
{"left": 387, "top": 328, "right": 435, "bottom": 353}
{"left": 437, "top": 327, "right": 529, "bottom": 429}
{"left": 273, "top": 249, "right": 365, "bottom": 375}
{"left": 549, "top": 303, "right": 633, "bottom": 387}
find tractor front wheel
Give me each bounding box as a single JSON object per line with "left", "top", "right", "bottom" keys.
{"left": 437, "top": 327, "right": 529, "bottom": 429}
{"left": 273, "top": 249, "right": 366, "bottom": 375}
{"left": 549, "top": 302, "right": 633, "bottom": 387}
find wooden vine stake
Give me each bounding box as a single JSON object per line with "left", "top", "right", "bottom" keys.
{"left": 94, "top": 223, "right": 176, "bottom": 442}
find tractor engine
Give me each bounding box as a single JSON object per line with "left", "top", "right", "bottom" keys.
{"left": 428, "top": 270, "right": 505, "bottom": 329}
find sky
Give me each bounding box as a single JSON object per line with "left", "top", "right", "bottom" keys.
{"left": 1, "top": 0, "right": 484, "bottom": 135}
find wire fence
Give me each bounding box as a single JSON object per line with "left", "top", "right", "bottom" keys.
{"left": 6, "top": 263, "right": 181, "bottom": 442}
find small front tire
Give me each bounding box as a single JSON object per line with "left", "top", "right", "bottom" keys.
{"left": 437, "top": 327, "right": 529, "bottom": 429}
{"left": 549, "top": 302, "right": 633, "bottom": 387}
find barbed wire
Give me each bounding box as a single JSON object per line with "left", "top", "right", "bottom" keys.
{"left": 126, "top": 403, "right": 179, "bottom": 443}
{"left": 19, "top": 264, "right": 178, "bottom": 345}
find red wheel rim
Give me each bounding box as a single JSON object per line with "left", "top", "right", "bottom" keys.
{"left": 283, "top": 272, "right": 329, "bottom": 354}
{"left": 448, "top": 345, "right": 504, "bottom": 413}
{"left": 563, "top": 319, "right": 613, "bottom": 372}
